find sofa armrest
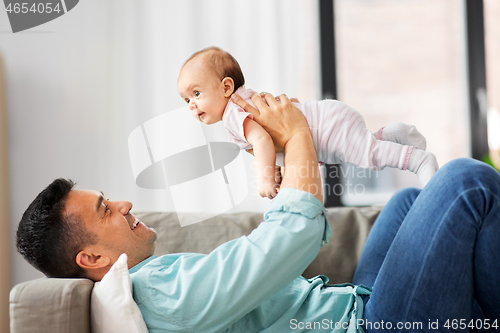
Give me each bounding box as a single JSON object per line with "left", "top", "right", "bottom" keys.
{"left": 10, "top": 278, "right": 94, "bottom": 333}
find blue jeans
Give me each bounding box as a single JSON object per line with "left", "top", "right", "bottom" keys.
{"left": 353, "top": 158, "right": 500, "bottom": 332}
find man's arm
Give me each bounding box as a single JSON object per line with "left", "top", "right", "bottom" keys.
{"left": 231, "top": 93, "right": 323, "bottom": 203}
{"left": 131, "top": 94, "right": 328, "bottom": 332}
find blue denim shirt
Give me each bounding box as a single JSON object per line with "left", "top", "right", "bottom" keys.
{"left": 130, "top": 188, "right": 370, "bottom": 332}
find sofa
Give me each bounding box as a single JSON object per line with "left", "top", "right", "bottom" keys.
{"left": 10, "top": 205, "right": 382, "bottom": 333}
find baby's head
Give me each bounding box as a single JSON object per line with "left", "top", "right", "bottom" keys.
{"left": 178, "top": 47, "right": 245, "bottom": 124}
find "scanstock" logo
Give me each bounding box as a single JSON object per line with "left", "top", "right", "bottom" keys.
{"left": 4, "top": 0, "right": 79, "bottom": 33}
{"left": 128, "top": 107, "right": 249, "bottom": 227}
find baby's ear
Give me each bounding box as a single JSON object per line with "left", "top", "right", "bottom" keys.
{"left": 222, "top": 77, "right": 235, "bottom": 97}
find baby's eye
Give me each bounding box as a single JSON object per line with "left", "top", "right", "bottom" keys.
{"left": 185, "top": 98, "right": 190, "bottom": 104}
{"left": 194, "top": 91, "right": 200, "bottom": 97}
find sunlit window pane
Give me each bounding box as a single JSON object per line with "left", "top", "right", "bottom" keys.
{"left": 484, "top": 0, "right": 500, "bottom": 169}
{"left": 334, "top": 0, "right": 469, "bottom": 205}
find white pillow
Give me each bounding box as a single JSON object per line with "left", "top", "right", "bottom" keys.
{"left": 91, "top": 253, "right": 149, "bottom": 333}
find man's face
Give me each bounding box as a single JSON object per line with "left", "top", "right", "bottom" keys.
{"left": 64, "top": 189, "right": 157, "bottom": 270}
{"left": 177, "top": 58, "right": 229, "bottom": 125}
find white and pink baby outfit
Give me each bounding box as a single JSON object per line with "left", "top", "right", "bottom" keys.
{"left": 223, "top": 87, "right": 413, "bottom": 171}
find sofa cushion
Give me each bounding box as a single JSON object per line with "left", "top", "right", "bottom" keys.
{"left": 136, "top": 205, "right": 381, "bottom": 285}
{"left": 10, "top": 278, "right": 93, "bottom": 333}
{"left": 303, "top": 205, "right": 382, "bottom": 284}
{"left": 136, "top": 212, "right": 263, "bottom": 256}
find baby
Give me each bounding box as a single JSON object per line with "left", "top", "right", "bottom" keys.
{"left": 178, "top": 47, "right": 438, "bottom": 199}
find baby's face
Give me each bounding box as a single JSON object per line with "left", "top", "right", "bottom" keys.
{"left": 178, "top": 58, "right": 230, "bottom": 125}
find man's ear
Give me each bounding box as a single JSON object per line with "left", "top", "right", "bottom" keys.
{"left": 76, "top": 249, "right": 111, "bottom": 270}
{"left": 222, "top": 77, "right": 235, "bottom": 97}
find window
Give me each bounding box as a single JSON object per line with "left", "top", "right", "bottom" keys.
{"left": 484, "top": 0, "right": 500, "bottom": 169}
{"left": 333, "top": 0, "right": 469, "bottom": 205}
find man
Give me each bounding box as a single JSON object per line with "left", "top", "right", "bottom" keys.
{"left": 20, "top": 93, "right": 368, "bottom": 332}
{"left": 17, "top": 93, "right": 500, "bottom": 332}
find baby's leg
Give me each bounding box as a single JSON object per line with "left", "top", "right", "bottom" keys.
{"left": 374, "top": 122, "right": 427, "bottom": 150}
{"left": 360, "top": 138, "right": 438, "bottom": 187}
{"left": 310, "top": 100, "right": 438, "bottom": 185}
{"left": 329, "top": 129, "right": 438, "bottom": 187}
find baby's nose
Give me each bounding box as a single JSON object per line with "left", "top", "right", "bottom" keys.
{"left": 189, "top": 101, "right": 196, "bottom": 110}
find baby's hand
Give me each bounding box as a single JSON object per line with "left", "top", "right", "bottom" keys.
{"left": 274, "top": 165, "right": 282, "bottom": 185}
{"left": 258, "top": 179, "right": 279, "bottom": 199}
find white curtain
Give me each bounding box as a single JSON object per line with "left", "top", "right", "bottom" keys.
{"left": 0, "top": 53, "right": 10, "bottom": 333}
{"left": 1, "top": 0, "right": 321, "bottom": 283}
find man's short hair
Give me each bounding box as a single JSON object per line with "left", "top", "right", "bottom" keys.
{"left": 184, "top": 46, "right": 245, "bottom": 91}
{"left": 17, "top": 178, "right": 97, "bottom": 278}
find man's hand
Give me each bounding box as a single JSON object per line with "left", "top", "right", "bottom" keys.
{"left": 272, "top": 93, "right": 299, "bottom": 104}
{"left": 232, "top": 92, "right": 323, "bottom": 203}
{"left": 231, "top": 93, "right": 309, "bottom": 152}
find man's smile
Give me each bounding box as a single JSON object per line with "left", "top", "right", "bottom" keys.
{"left": 131, "top": 218, "right": 140, "bottom": 230}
